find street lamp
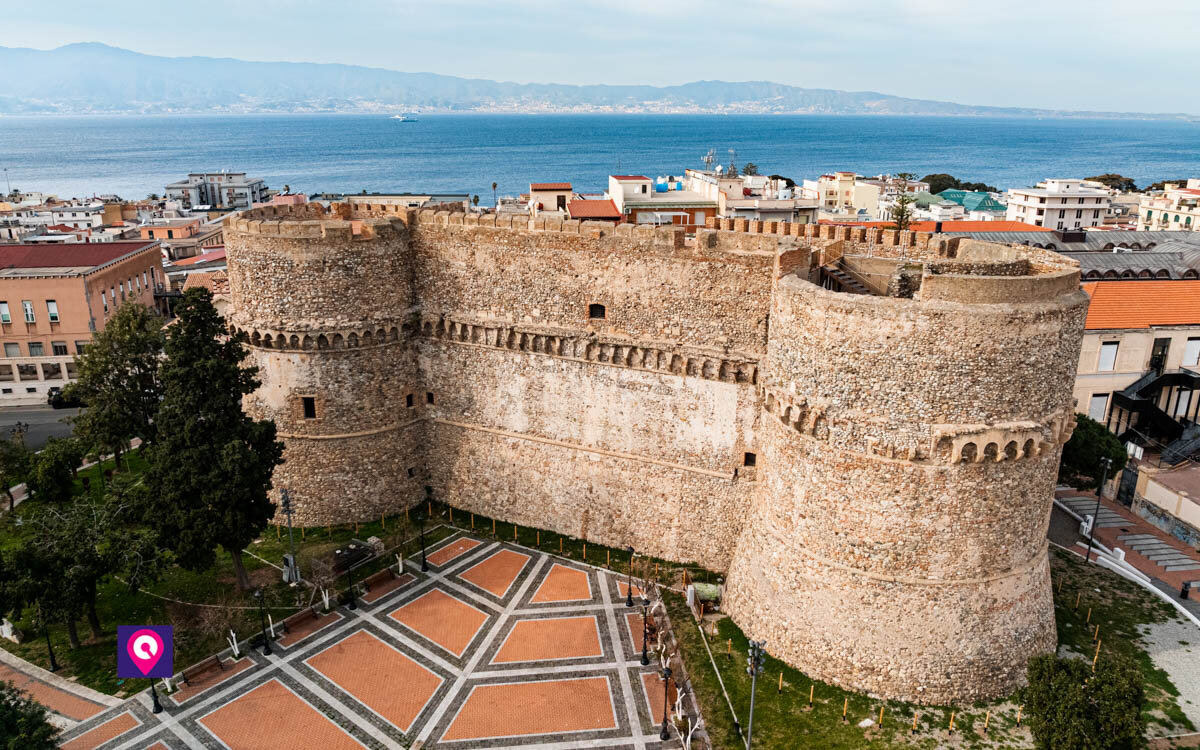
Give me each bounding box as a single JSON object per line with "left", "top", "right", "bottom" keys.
{"left": 253, "top": 589, "right": 272, "bottom": 656}
{"left": 148, "top": 678, "right": 163, "bottom": 714}
{"left": 419, "top": 514, "right": 429, "bottom": 572}
{"left": 640, "top": 597, "right": 651, "bottom": 666}
{"left": 280, "top": 489, "right": 298, "bottom": 584}
{"left": 626, "top": 545, "right": 635, "bottom": 607}
{"left": 659, "top": 666, "right": 673, "bottom": 741}
{"left": 37, "top": 602, "right": 59, "bottom": 672}
{"left": 1085, "top": 456, "right": 1114, "bottom": 563}
{"left": 746, "top": 640, "right": 766, "bottom": 750}
{"left": 344, "top": 560, "right": 358, "bottom": 611}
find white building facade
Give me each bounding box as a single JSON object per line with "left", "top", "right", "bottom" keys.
{"left": 1006, "top": 179, "right": 1111, "bottom": 230}
{"left": 1138, "top": 180, "right": 1200, "bottom": 232}
{"left": 164, "top": 172, "right": 268, "bottom": 210}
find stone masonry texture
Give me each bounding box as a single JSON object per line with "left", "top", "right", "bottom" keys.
{"left": 224, "top": 202, "right": 1088, "bottom": 704}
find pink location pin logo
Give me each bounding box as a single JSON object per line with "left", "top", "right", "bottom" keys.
{"left": 126, "top": 629, "right": 164, "bottom": 676}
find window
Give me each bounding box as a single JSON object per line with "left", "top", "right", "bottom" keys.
{"left": 25, "top": 387, "right": 35, "bottom": 394}
{"left": 51, "top": 342, "right": 67, "bottom": 356}
{"left": 1076, "top": 210, "right": 1082, "bottom": 219}
{"left": 21, "top": 301, "right": 34, "bottom": 323}
{"left": 27, "top": 342, "right": 43, "bottom": 357}
{"left": 426, "top": 392, "right": 434, "bottom": 405}
{"left": 301, "top": 397, "right": 316, "bottom": 419}
{"left": 1, "top": 389, "right": 9, "bottom": 394}
{"left": 1088, "top": 393, "right": 1110, "bottom": 421}
{"left": 0, "top": 302, "right": 9, "bottom": 324}
{"left": 1184, "top": 337, "right": 1200, "bottom": 367}
{"left": 406, "top": 393, "right": 414, "bottom": 408}
{"left": 588, "top": 303, "right": 606, "bottom": 319}
{"left": 743, "top": 452, "right": 757, "bottom": 467}
{"left": 3, "top": 343, "right": 18, "bottom": 357}
{"left": 1175, "top": 390, "right": 1192, "bottom": 418}
{"left": 75, "top": 341, "right": 89, "bottom": 354}
{"left": 46, "top": 300, "right": 59, "bottom": 323}
{"left": 1097, "top": 341, "right": 1119, "bottom": 371}
{"left": 407, "top": 467, "right": 415, "bottom": 478}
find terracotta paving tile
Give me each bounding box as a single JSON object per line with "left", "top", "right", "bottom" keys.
{"left": 626, "top": 611, "right": 650, "bottom": 651}
{"left": 617, "top": 581, "right": 645, "bottom": 599}
{"left": 458, "top": 549, "right": 530, "bottom": 598}
{"left": 640, "top": 671, "right": 678, "bottom": 724}
{"left": 491, "top": 616, "right": 603, "bottom": 663}
{"left": 170, "top": 657, "right": 254, "bottom": 705}
{"left": 277, "top": 610, "right": 344, "bottom": 648}
{"left": 306, "top": 630, "right": 443, "bottom": 733}
{"left": 389, "top": 589, "right": 489, "bottom": 656}
{"left": 60, "top": 711, "right": 140, "bottom": 750}
{"left": 442, "top": 676, "right": 617, "bottom": 741}
{"left": 361, "top": 572, "right": 415, "bottom": 604}
{"left": 199, "top": 678, "right": 366, "bottom": 750}
{"left": 530, "top": 563, "right": 592, "bottom": 603}
{"left": 427, "top": 538, "right": 482, "bottom": 566}
{"left": 0, "top": 662, "right": 104, "bottom": 721}
{"left": 146, "top": 743, "right": 170, "bottom": 750}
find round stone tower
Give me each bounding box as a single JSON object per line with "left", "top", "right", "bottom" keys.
{"left": 724, "top": 241, "right": 1089, "bottom": 703}
{"left": 224, "top": 202, "right": 419, "bottom": 524}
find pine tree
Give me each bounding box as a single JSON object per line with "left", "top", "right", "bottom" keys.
{"left": 0, "top": 681, "right": 58, "bottom": 749}
{"left": 145, "top": 289, "right": 283, "bottom": 590}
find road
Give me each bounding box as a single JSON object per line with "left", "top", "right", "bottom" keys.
{"left": 0, "top": 404, "right": 80, "bottom": 450}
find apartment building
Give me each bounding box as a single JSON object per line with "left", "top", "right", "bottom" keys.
{"left": 164, "top": 172, "right": 268, "bottom": 210}
{"left": 684, "top": 169, "right": 818, "bottom": 223}
{"left": 1006, "top": 179, "right": 1111, "bottom": 230}
{"left": 1138, "top": 179, "right": 1200, "bottom": 232}
{"left": 607, "top": 175, "right": 717, "bottom": 231}
{"left": 0, "top": 241, "right": 164, "bottom": 405}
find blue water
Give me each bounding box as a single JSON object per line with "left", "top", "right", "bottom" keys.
{"left": 1, "top": 114, "right": 1198, "bottom": 200}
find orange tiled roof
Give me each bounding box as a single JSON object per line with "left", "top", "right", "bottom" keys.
{"left": 530, "top": 182, "right": 572, "bottom": 191}
{"left": 611, "top": 175, "right": 650, "bottom": 181}
{"left": 1081, "top": 280, "right": 1200, "bottom": 330}
{"left": 182, "top": 271, "right": 230, "bottom": 296}
{"left": 567, "top": 199, "right": 621, "bottom": 220}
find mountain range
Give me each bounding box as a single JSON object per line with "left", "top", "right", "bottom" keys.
{"left": 0, "top": 43, "right": 1192, "bottom": 120}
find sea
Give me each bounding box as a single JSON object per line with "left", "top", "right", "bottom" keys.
{"left": 1, "top": 114, "right": 1198, "bottom": 200}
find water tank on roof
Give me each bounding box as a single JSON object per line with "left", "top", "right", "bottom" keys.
{"left": 655, "top": 183, "right": 668, "bottom": 193}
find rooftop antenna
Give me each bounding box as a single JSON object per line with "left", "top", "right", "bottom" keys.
{"left": 727, "top": 149, "right": 739, "bottom": 178}
{"left": 702, "top": 149, "right": 716, "bottom": 170}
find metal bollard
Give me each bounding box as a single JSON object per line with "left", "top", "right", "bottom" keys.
{"left": 1182, "top": 580, "right": 1191, "bottom": 600}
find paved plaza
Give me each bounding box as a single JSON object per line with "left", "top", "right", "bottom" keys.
{"left": 54, "top": 531, "right": 684, "bottom": 749}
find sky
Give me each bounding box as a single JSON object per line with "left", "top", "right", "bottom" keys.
{"left": 5, "top": 0, "right": 1196, "bottom": 114}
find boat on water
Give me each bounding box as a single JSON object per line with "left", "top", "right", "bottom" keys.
{"left": 390, "top": 113, "right": 418, "bottom": 122}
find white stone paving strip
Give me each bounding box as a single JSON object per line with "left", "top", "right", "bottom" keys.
{"left": 599, "top": 570, "right": 648, "bottom": 750}
{"left": 512, "top": 735, "right": 667, "bottom": 750}
{"left": 412, "top": 553, "right": 550, "bottom": 745}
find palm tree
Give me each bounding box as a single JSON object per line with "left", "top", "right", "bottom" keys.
{"left": 492, "top": 182, "right": 498, "bottom": 207}
{"left": 472, "top": 195, "right": 480, "bottom": 207}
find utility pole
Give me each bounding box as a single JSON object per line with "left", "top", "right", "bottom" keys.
{"left": 281, "top": 489, "right": 299, "bottom": 583}
{"left": 746, "top": 640, "right": 766, "bottom": 750}
{"left": 1085, "top": 457, "right": 1113, "bottom": 563}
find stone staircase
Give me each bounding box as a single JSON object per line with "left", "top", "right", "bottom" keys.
{"left": 1060, "top": 496, "right": 1200, "bottom": 573}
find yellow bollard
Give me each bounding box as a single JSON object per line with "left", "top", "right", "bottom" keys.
{"left": 1086, "top": 607, "right": 1092, "bottom": 624}
{"left": 382, "top": 514, "right": 386, "bottom": 530}
{"left": 1016, "top": 705, "right": 1023, "bottom": 726}
{"left": 607, "top": 550, "right": 611, "bottom": 568}
{"left": 583, "top": 542, "right": 587, "bottom": 560}
{"left": 948, "top": 712, "right": 955, "bottom": 732}
{"left": 1057, "top": 576, "right": 1064, "bottom": 593}
{"left": 471, "top": 513, "right": 475, "bottom": 530}
{"left": 879, "top": 706, "right": 885, "bottom": 725}
{"left": 655, "top": 562, "right": 659, "bottom": 577}
{"left": 427, "top": 501, "right": 431, "bottom": 516}
{"left": 559, "top": 538, "right": 563, "bottom": 554}
{"left": 911, "top": 713, "right": 918, "bottom": 735}
{"left": 842, "top": 697, "right": 848, "bottom": 723}
{"left": 809, "top": 684, "right": 814, "bottom": 707}
{"left": 449, "top": 508, "right": 453, "bottom": 524}
{"left": 983, "top": 710, "right": 990, "bottom": 733}
{"left": 301, "top": 526, "right": 306, "bottom": 540}
{"left": 406, "top": 507, "right": 410, "bottom": 522}
{"left": 778, "top": 672, "right": 783, "bottom": 694}
{"left": 492, "top": 518, "right": 496, "bottom": 535}
{"left": 1092, "top": 639, "right": 1101, "bottom": 672}
{"left": 276, "top": 524, "right": 280, "bottom": 540}
{"left": 355, "top": 522, "right": 359, "bottom": 534}
{"left": 1074, "top": 591, "right": 1081, "bottom": 610}
{"left": 513, "top": 524, "right": 517, "bottom": 541}
{"left": 727, "top": 639, "right": 731, "bottom": 657}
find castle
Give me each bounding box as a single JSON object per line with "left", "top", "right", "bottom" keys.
{"left": 224, "top": 201, "right": 1088, "bottom": 704}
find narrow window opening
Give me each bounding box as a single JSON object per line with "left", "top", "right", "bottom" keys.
{"left": 406, "top": 393, "right": 414, "bottom": 408}
{"left": 302, "top": 397, "right": 317, "bottom": 419}
{"left": 426, "top": 392, "right": 434, "bottom": 405}
{"left": 743, "top": 452, "right": 757, "bottom": 467}
{"left": 407, "top": 467, "right": 415, "bottom": 478}
{"left": 588, "top": 303, "right": 606, "bottom": 320}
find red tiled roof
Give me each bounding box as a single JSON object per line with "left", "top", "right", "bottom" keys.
{"left": 182, "top": 271, "right": 230, "bottom": 296}
{"left": 0, "top": 241, "right": 156, "bottom": 270}
{"left": 567, "top": 199, "right": 621, "bottom": 220}
{"left": 44, "top": 224, "right": 82, "bottom": 233}
{"left": 530, "top": 182, "right": 572, "bottom": 191}
{"left": 173, "top": 247, "right": 226, "bottom": 266}
{"left": 824, "top": 220, "right": 1052, "bottom": 233}
{"left": 612, "top": 175, "right": 650, "bottom": 181}
{"left": 1081, "top": 281, "right": 1200, "bottom": 330}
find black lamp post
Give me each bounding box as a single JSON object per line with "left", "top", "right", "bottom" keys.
{"left": 281, "top": 489, "right": 298, "bottom": 584}
{"left": 626, "top": 545, "right": 635, "bottom": 607}
{"left": 746, "top": 640, "right": 766, "bottom": 750}
{"left": 640, "top": 597, "right": 651, "bottom": 666}
{"left": 659, "top": 666, "right": 672, "bottom": 741}
{"left": 148, "top": 679, "right": 163, "bottom": 713}
{"left": 38, "top": 602, "right": 59, "bottom": 672}
{"left": 253, "top": 589, "right": 271, "bottom": 656}
{"left": 344, "top": 560, "right": 358, "bottom": 611}
{"left": 1085, "top": 456, "right": 1114, "bottom": 563}
{"left": 419, "top": 515, "right": 429, "bottom": 572}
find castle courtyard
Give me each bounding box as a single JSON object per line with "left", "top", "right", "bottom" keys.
{"left": 54, "top": 531, "right": 682, "bottom": 750}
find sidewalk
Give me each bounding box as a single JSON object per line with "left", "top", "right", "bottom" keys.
{"left": 0, "top": 645, "right": 119, "bottom": 730}
{"left": 1057, "top": 490, "right": 1200, "bottom": 619}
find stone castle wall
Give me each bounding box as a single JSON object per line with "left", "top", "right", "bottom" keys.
{"left": 223, "top": 201, "right": 1088, "bottom": 702}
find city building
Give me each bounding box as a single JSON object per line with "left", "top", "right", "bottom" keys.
{"left": 1005, "top": 179, "right": 1112, "bottom": 229}
{"left": 607, "top": 175, "right": 717, "bottom": 230}
{"left": 565, "top": 198, "right": 621, "bottom": 222}
{"left": 164, "top": 172, "right": 269, "bottom": 210}
{"left": 1138, "top": 179, "right": 1200, "bottom": 232}
{"left": 929, "top": 190, "right": 1007, "bottom": 221}
{"left": 528, "top": 182, "right": 573, "bottom": 216}
{"left": 182, "top": 271, "right": 230, "bottom": 317}
{"left": 684, "top": 169, "right": 817, "bottom": 223}
{"left": 139, "top": 217, "right": 202, "bottom": 242}
{"left": 0, "top": 241, "right": 164, "bottom": 405}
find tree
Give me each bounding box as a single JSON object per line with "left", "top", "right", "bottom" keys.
{"left": 0, "top": 437, "right": 31, "bottom": 511}
{"left": 890, "top": 190, "right": 917, "bottom": 231}
{"left": 742, "top": 163, "right": 759, "bottom": 176}
{"left": 68, "top": 302, "right": 164, "bottom": 464}
{"left": 0, "top": 681, "right": 58, "bottom": 750}
{"left": 472, "top": 194, "right": 480, "bottom": 207}
{"left": 1023, "top": 653, "right": 1146, "bottom": 750}
{"left": 492, "top": 181, "right": 498, "bottom": 207}
{"left": 1145, "top": 179, "right": 1191, "bottom": 192}
{"left": 145, "top": 288, "right": 284, "bottom": 590}
{"left": 1085, "top": 174, "right": 1138, "bottom": 192}
{"left": 920, "top": 173, "right": 999, "bottom": 194}
{"left": 24, "top": 438, "right": 78, "bottom": 505}
{"left": 1059, "top": 413, "right": 1127, "bottom": 491}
